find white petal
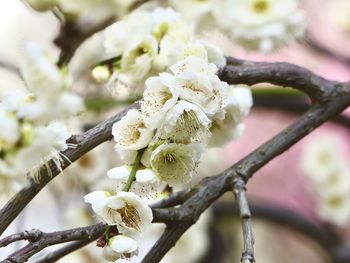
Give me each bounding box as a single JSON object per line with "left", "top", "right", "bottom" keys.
{"left": 136, "top": 169, "right": 158, "bottom": 183}
{"left": 109, "top": 235, "right": 138, "bottom": 254}
{"left": 107, "top": 165, "right": 132, "bottom": 181}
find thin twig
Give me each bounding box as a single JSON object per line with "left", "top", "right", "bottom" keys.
{"left": 232, "top": 177, "right": 255, "bottom": 263}
{"left": 55, "top": 16, "right": 115, "bottom": 66}
{"left": 34, "top": 239, "right": 93, "bottom": 263}
{"left": 213, "top": 202, "right": 350, "bottom": 262}
{"left": 0, "top": 230, "right": 41, "bottom": 248}
{"left": 2, "top": 223, "right": 106, "bottom": 263}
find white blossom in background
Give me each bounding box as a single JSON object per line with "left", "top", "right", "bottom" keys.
{"left": 98, "top": 7, "right": 226, "bottom": 96}
{"left": 0, "top": 42, "right": 83, "bottom": 192}
{"left": 301, "top": 138, "right": 350, "bottom": 226}
{"left": 317, "top": 194, "right": 350, "bottom": 226}
{"left": 10, "top": 122, "right": 71, "bottom": 176}
{"left": 301, "top": 141, "right": 342, "bottom": 183}
{"left": 226, "top": 0, "right": 305, "bottom": 52}
{"left": 20, "top": 42, "right": 84, "bottom": 124}
{"left": 168, "top": 0, "right": 227, "bottom": 32}
{"left": 0, "top": 90, "right": 72, "bottom": 185}
{"left": 26, "top": 0, "right": 140, "bottom": 21}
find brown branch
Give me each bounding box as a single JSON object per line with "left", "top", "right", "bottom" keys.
{"left": 0, "top": 230, "right": 41, "bottom": 248}
{"left": 1, "top": 223, "right": 106, "bottom": 263}
{"left": 232, "top": 177, "right": 255, "bottom": 263}
{"left": 220, "top": 57, "right": 338, "bottom": 102}
{"left": 33, "top": 240, "right": 93, "bottom": 263}
{"left": 55, "top": 16, "right": 116, "bottom": 66}
{"left": 213, "top": 202, "right": 350, "bottom": 263}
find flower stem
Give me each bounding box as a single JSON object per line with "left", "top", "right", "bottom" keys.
{"left": 123, "top": 149, "right": 144, "bottom": 192}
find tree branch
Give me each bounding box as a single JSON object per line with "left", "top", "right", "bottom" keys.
{"left": 1, "top": 223, "right": 106, "bottom": 263}
{"left": 220, "top": 57, "right": 338, "bottom": 102}
{"left": 213, "top": 202, "right": 349, "bottom": 262}
{"left": 232, "top": 177, "right": 255, "bottom": 263}
{"left": 34, "top": 240, "right": 93, "bottom": 263}
{"left": 55, "top": 16, "right": 116, "bottom": 66}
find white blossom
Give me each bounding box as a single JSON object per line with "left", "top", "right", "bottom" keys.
{"left": 112, "top": 109, "right": 154, "bottom": 151}
{"left": 175, "top": 69, "right": 228, "bottom": 117}
{"left": 84, "top": 191, "right": 153, "bottom": 234}
{"left": 209, "top": 122, "right": 246, "bottom": 148}
{"left": 21, "top": 42, "right": 63, "bottom": 99}
{"left": 168, "top": 0, "right": 224, "bottom": 32}
{"left": 157, "top": 101, "right": 211, "bottom": 144}
{"left": 227, "top": 0, "right": 306, "bottom": 52}
{"left": 107, "top": 165, "right": 132, "bottom": 182}
{"left": 10, "top": 122, "right": 71, "bottom": 175}
{"left": 301, "top": 140, "right": 342, "bottom": 184}
{"left": 107, "top": 165, "right": 166, "bottom": 203}
{"left": 226, "top": 85, "right": 254, "bottom": 122}
{"left": 209, "top": 85, "right": 252, "bottom": 147}
{"left": 170, "top": 56, "right": 218, "bottom": 77}
{"left": 141, "top": 73, "right": 179, "bottom": 128}
{"left": 57, "top": 0, "right": 134, "bottom": 21}
{"left": 317, "top": 194, "right": 350, "bottom": 226}
{"left": 103, "top": 235, "right": 138, "bottom": 262}
{"left": 150, "top": 143, "right": 204, "bottom": 186}
{"left": 104, "top": 12, "right": 152, "bottom": 57}
{"left": 0, "top": 110, "right": 19, "bottom": 150}
{"left": 153, "top": 21, "right": 193, "bottom": 70}
{"left": 116, "top": 35, "right": 158, "bottom": 85}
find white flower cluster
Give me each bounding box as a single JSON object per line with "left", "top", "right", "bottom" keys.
{"left": 301, "top": 139, "right": 350, "bottom": 226}
{"left": 0, "top": 43, "right": 83, "bottom": 191}
{"left": 113, "top": 56, "right": 252, "bottom": 187}
{"left": 85, "top": 51, "right": 252, "bottom": 261}
{"left": 169, "top": 0, "right": 306, "bottom": 52}
{"left": 94, "top": 8, "right": 226, "bottom": 96}
{"left": 226, "top": 0, "right": 305, "bottom": 52}
{"left": 25, "top": 0, "right": 139, "bottom": 20}
{"left": 20, "top": 42, "right": 84, "bottom": 124}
